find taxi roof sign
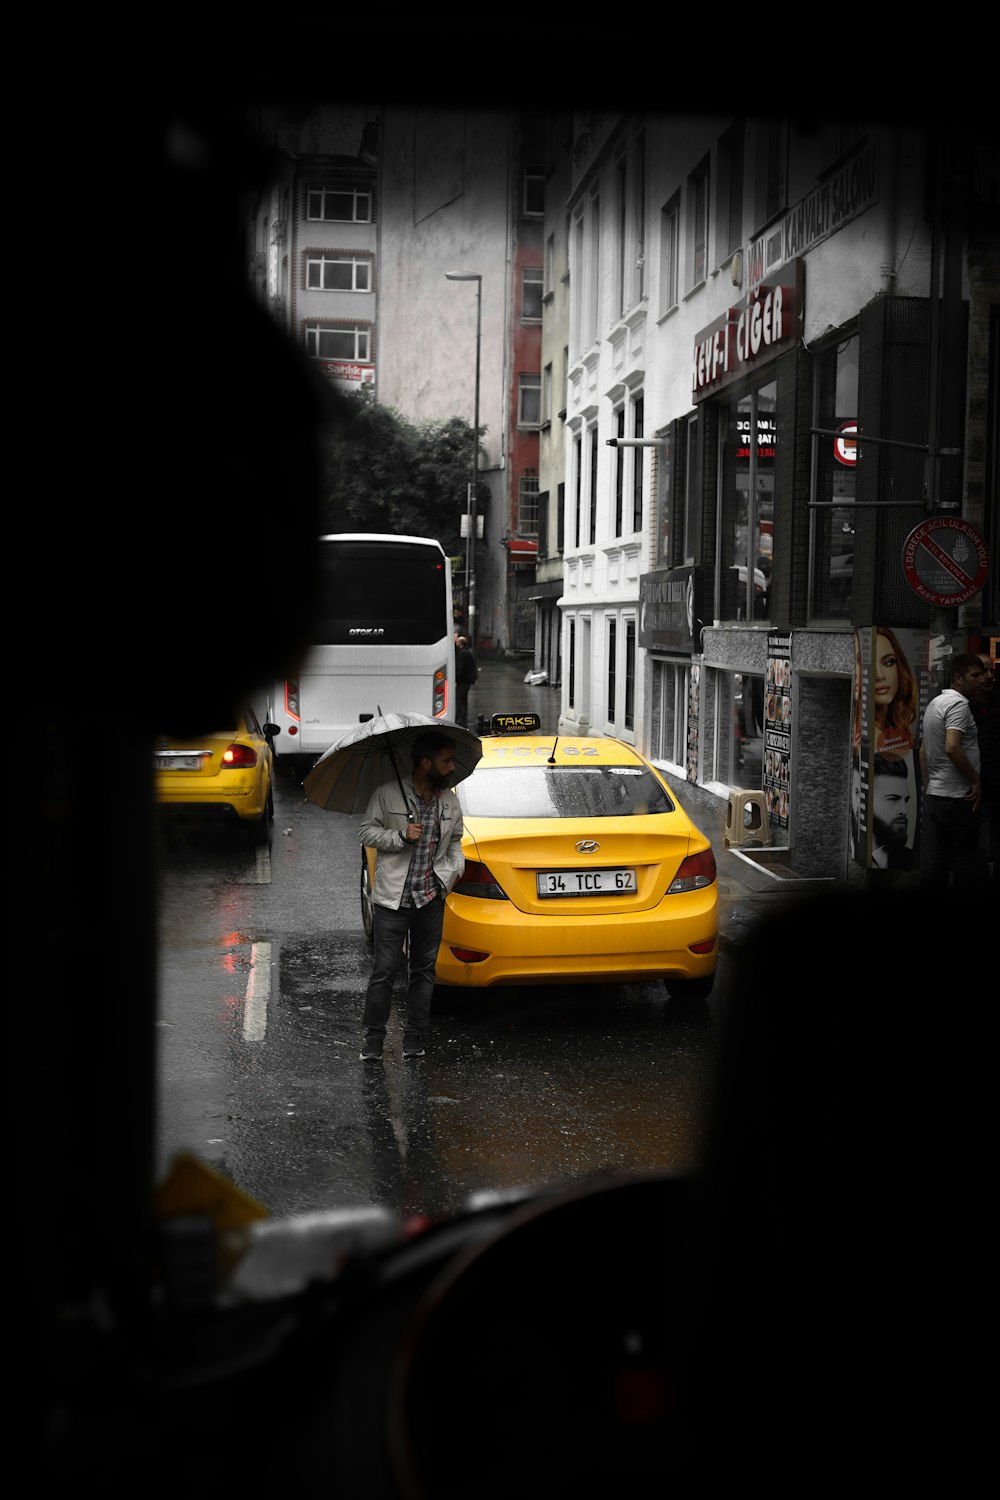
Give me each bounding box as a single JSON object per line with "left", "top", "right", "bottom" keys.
{"left": 490, "top": 712, "right": 542, "bottom": 735}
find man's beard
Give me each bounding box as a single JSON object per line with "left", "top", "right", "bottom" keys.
{"left": 875, "top": 816, "right": 908, "bottom": 848}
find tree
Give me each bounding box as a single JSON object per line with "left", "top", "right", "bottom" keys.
{"left": 320, "top": 395, "right": 487, "bottom": 555}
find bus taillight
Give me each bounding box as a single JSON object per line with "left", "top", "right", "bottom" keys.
{"left": 433, "top": 666, "right": 448, "bottom": 718}
{"left": 284, "top": 680, "right": 300, "bottom": 720}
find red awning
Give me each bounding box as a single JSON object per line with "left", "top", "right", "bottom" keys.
{"left": 504, "top": 537, "right": 538, "bottom": 560}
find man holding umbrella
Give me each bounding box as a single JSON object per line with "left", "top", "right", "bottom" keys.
{"left": 358, "top": 732, "right": 465, "bottom": 1060}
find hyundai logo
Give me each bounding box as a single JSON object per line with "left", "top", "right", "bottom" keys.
{"left": 575, "top": 839, "right": 600, "bottom": 853}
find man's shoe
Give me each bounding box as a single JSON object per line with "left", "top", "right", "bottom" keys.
{"left": 360, "top": 1035, "right": 384, "bottom": 1061}
{"left": 403, "top": 1038, "right": 425, "bottom": 1059}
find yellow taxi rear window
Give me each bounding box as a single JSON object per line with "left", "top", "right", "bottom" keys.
{"left": 457, "top": 765, "right": 675, "bottom": 819}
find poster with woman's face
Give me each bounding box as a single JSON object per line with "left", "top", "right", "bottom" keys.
{"left": 872, "top": 627, "right": 918, "bottom": 755}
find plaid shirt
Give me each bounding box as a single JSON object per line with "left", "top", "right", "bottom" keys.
{"left": 400, "top": 791, "right": 443, "bottom": 908}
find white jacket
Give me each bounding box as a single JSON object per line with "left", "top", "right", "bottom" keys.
{"left": 358, "top": 774, "right": 465, "bottom": 910}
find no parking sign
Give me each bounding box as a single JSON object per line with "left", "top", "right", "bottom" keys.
{"left": 902, "top": 516, "right": 989, "bottom": 607}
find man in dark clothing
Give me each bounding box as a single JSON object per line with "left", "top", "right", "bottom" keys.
{"left": 455, "top": 635, "right": 477, "bottom": 729}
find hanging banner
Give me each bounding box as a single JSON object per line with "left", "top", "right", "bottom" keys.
{"left": 764, "top": 633, "right": 792, "bottom": 829}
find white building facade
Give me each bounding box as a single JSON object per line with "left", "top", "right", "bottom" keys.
{"left": 560, "top": 112, "right": 998, "bottom": 881}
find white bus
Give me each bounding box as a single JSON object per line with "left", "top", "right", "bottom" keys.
{"left": 263, "top": 533, "right": 456, "bottom": 767}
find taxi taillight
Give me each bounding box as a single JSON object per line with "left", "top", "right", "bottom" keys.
{"left": 454, "top": 861, "right": 508, "bottom": 900}
{"left": 222, "top": 745, "right": 258, "bottom": 768}
{"left": 667, "top": 848, "right": 717, "bottom": 893}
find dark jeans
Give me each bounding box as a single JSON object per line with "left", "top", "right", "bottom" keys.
{"left": 456, "top": 683, "right": 470, "bottom": 728}
{"left": 363, "top": 894, "right": 444, "bottom": 1043}
{"left": 920, "top": 794, "right": 984, "bottom": 890}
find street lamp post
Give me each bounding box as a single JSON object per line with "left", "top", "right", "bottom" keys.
{"left": 445, "top": 272, "right": 481, "bottom": 648}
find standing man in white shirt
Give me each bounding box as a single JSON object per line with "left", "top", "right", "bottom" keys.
{"left": 919, "top": 653, "right": 988, "bottom": 889}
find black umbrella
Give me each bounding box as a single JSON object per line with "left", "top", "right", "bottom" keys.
{"left": 302, "top": 711, "right": 482, "bottom": 815}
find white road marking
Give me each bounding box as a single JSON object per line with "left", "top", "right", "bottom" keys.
{"left": 243, "top": 941, "right": 271, "bottom": 1041}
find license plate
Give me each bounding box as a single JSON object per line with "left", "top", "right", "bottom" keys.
{"left": 156, "top": 755, "right": 204, "bottom": 772}
{"left": 536, "top": 868, "right": 636, "bottom": 897}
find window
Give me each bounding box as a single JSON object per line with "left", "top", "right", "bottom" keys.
{"left": 525, "top": 170, "right": 545, "bottom": 216}
{"left": 710, "top": 669, "right": 765, "bottom": 790}
{"left": 537, "top": 491, "right": 549, "bottom": 559}
{"left": 306, "top": 185, "right": 372, "bottom": 223}
{"left": 614, "top": 408, "right": 625, "bottom": 537}
{"left": 684, "top": 412, "right": 701, "bottom": 563}
{"left": 572, "top": 210, "right": 585, "bottom": 356}
{"left": 654, "top": 661, "right": 690, "bottom": 766}
{"left": 822, "top": 120, "right": 866, "bottom": 169}
{"left": 522, "top": 266, "right": 543, "bottom": 322}
{"left": 716, "top": 380, "right": 776, "bottom": 623}
{"left": 616, "top": 152, "right": 628, "bottom": 319}
{"left": 542, "top": 363, "right": 552, "bottom": 425}
{"left": 545, "top": 233, "right": 555, "bottom": 294}
{"left": 755, "top": 121, "right": 787, "bottom": 228}
{"left": 809, "top": 334, "right": 858, "bottom": 620}
{"left": 718, "top": 120, "right": 745, "bottom": 260}
{"left": 588, "top": 191, "right": 601, "bottom": 346}
{"left": 634, "top": 132, "right": 646, "bottom": 303}
{"left": 632, "top": 395, "right": 644, "bottom": 533}
{"left": 656, "top": 424, "right": 674, "bottom": 567}
{"left": 519, "top": 475, "right": 539, "bottom": 536}
{"left": 624, "top": 617, "right": 636, "bottom": 732}
{"left": 518, "top": 372, "right": 541, "bottom": 427}
{"left": 688, "top": 158, "right": 710, "bottom": 289}
{"left": 607, "top": 617, "right": 617, "bottom": 726}
{"left": 660, "top": 192, "right": 680, "bottom": 315}
{"left": 305, "top": 254, "right": 371, "bottom": 291}
{"left": 568, "top": 617, "right": 576, "bottom": 707}
{"left": 573, "top": 433, "right": 582, "bottom": 549}
{"left": 589, "top": 426, "right": 598, "bottom": 546}
{"left": 305, "top": 323, "right": 370, "bottom": 361}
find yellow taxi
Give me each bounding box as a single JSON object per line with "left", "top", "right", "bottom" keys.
{"left": 362, "top": 714, "right": 718, "bottom": 999}
{"left": 154, "top": 705, "right": 279, "bottom": 845}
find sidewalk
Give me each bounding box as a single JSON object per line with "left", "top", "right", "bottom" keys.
{"left": 467, "top": 655, "right": 827, "bottom": 953}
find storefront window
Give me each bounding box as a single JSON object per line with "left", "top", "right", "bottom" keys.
{"left": 713, "top": 669, "right": 766, "bottom": 789}
{"left": 652, "top": 660, "right": 689, "bottom": 766}
{"left": 717, "top": 381, "right": 775, "bottom": 622}
{"left": 809, "top": 334, "right": 857, "bottom": 619}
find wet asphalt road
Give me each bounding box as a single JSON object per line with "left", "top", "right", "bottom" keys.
{"left": 155, "top": 657, "right": 815, "bottom": 1222}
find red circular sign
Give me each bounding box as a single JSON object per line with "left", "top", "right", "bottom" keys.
{"left": 834, "top": 421, "right": 857, "bottom": 466}
{"left": 902, "top": 517, "right": 989, "bottom": 606}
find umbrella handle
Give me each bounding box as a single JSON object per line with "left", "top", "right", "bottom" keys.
{"left": 390, "top": 750, "right": 416, "bottom": 822}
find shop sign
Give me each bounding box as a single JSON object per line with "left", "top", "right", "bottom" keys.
{"left": 902, "top": 516, "right": 989, "bottom": 607}
{"left": 746, "top": 140, "right": 880, "bottom": 291}
{"left": 691, "top": 262, "right": 803, "bottom": 401}
{"left": 321, "top": 360, "right": 375, "bottom": 390}
{"left": 639, "top": 565, "right": 705, "bottom": 654}
{"left": 764, "top": 634, "right": 792, "bottom": 829}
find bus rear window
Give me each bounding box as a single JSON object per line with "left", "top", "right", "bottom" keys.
{"left": 312, "top": 541, "right": 449, "bottom": 644}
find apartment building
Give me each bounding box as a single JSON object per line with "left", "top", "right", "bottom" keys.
{"left": 246, "top": 104, "right": 546, "bottom": 657}
{"left": 560, "top": 112, "right": 998, "bottom": 882}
